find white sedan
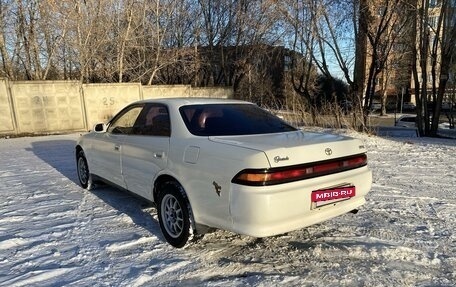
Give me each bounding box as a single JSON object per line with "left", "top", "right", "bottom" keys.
{"left": 76, "top": 98, "right": 372, "bottom": 248}
{"left": 395, "top": 115, "right": 417, "bottom": 128}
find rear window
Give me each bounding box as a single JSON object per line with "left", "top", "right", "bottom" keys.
{"left": 179, "top": 104, "right": 297, "bottom": 136}
{"left": 401, "top": 116, "right": 416, "bottom": 122}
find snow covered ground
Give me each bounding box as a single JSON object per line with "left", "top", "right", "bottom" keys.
{"left": 0, "top": 131, "right": 455, "bottom": 286}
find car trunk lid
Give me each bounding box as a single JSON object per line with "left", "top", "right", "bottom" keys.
{"left": 209, "top": 130, "right": 367, "bottom": 168}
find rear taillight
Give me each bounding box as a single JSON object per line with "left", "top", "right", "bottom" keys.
{"left": 232, "top": 153, "right": 367, "bottom": 186}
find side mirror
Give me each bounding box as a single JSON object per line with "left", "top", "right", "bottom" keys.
{"left": 93, "top": 123, "right": 106, "bottom": 132}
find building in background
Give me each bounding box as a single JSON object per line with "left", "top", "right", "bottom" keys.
{"left": 362, "top": 0, "right": 456, "bottom": 112}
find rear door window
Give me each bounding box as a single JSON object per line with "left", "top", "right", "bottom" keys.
{"left": 132, "top": 104, "right": 171, "bottom": 137}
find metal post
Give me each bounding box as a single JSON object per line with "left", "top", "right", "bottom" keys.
{"left": 400, "top": 87, "right": 405, "bottom": 114}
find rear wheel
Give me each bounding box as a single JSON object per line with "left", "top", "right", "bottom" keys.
{"left": 76, "top": 150, "right": 92, "bottom": 189}
{"left": 157, "top": 182, "right": 191, "bottom": 248}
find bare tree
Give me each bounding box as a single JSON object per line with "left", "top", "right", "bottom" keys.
{"left": 360, "top": 1, "right": 411, "bottom": 122}
{"left": 116, "top": 0, "right": 135, "bottom": 83}
{"left": 278, "top": 0, "right": 357, "bottom": 126}
{"left": 190, "top": 0, "right": 283, "bottom": 95}
{"left": 72, "top": 0, "right": 113, "bottom": 82}
{"left": 0, "top": 0, "right": 14, "bottom": 79}
{"left": 412, "top": 0, "right": 456, "bottom": 136}
{"left": 0, "top": 0, "right": 71, "bottom": 80}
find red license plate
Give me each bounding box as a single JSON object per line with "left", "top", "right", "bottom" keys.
{"left": 311, "top": 186, "right": 356, "bottom": 202}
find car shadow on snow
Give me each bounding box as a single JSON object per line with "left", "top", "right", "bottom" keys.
{"left": 29, "top": 138, "right": 165, "bottom": 241}
{"left": 28, "top": 139, "right": 79, "bottom": 183}
{"left": 90, "top": 185, "right": 164, "bottom": 239}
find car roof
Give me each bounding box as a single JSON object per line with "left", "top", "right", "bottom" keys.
{"left": 397, "top": 115, "right": 416, "bottom": 120}
{"left": 132, "top": 97, "right": 253, "bottom": 109}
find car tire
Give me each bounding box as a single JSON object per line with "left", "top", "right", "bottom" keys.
{"left": 157, "top": 182, "right": 192, "bottom": 248}
{"left": 76, "top": 150, "right": 93, "bottom": 190}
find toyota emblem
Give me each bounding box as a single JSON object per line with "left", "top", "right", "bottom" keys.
{"left": 325, "top": 148, "right": 332, "bottom": 156}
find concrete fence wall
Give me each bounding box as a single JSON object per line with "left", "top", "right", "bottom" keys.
{"left": 82, "top": 83, "right": 143, "bottom": 129}
{"left": 0, "top": 78, "right": 15, "bottom": 134}
{"left": 0, "top": 79, "right": 233, "bottom": 135}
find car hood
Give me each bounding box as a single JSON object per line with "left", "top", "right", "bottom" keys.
{"left": 209, "top": 130, "right": 367, "bottom": 168}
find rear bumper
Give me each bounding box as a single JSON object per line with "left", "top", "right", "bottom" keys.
{"left": 229, "top": 166, "right": 372, "bottom": 237}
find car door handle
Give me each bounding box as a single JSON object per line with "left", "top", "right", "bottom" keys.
{"left": 154, "top": 152, "right": 164, "bottom": 159}
{"left": 114, "top": 145, "right": 120, "bottom": 151}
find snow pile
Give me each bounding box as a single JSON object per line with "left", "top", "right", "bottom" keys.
{"left": 0, "top": 132, "right": 455, "bottom": 286}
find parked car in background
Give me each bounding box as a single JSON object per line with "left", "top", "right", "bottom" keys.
{"left": 441, "top": 101, "right": 453, "bottom": 111}
{"left": 395, "top": 115, "right": 417, "bottom": 128}
{"left": 402, "top": 102, "right": 416, "bottom": 111}
{"left": 386, "top": 101, "right": 397, "bottom": 111}
{"left": 76, "top": 98, "right": 372, "bottom": 248}
{"left": 370, "top": 101, "right": 381, "bottom": 111}
{"left": 426, "top": 101, "right": 454, "bottom": 111}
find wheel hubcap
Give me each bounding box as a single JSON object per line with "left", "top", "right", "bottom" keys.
{"left": 161, "top": 194, "right": 184, "bottom": 238}
{"left": 78, "top": 157, "right": 88, "bottom": 184}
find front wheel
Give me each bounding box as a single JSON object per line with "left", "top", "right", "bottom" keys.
{"left": 76, "top": 150, "right": 93, "bottom": 190}
{"left": 157, "top": 182, "right": 191, "bottom": 248}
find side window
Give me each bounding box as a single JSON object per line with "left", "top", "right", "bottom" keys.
{"left": 133, "top": 104, "right": 171, "bottom": 137}
{"left": 108, "top": 105, "right": 144, "bottom": 134}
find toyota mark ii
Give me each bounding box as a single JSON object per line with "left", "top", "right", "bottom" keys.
{"left": 76, "top": 98, "right": 372, "bottom": 247}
